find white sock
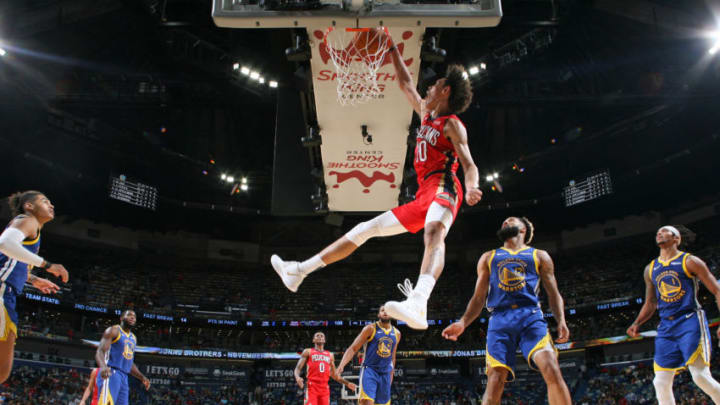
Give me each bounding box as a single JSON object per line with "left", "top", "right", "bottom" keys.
{"left": 298, "top": 255, "right": 326, "bottom": 275}
{"left": 413, "top": 274, "right": 436, "bottom": 301}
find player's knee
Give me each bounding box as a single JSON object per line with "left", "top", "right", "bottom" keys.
{"left": 653, "top": 374, "right": 671, "bottom": 392}
{"left": 486, "top": 368, "right": 508, "bottom": 387}
{"left": 538, "top": 359, "right": 563, "bottom": 385}
{"left": 423, "top": 222, "right": 446, "bottom": 245}
{"left": 346, "top": 220, "right": 378, "bottom": 246}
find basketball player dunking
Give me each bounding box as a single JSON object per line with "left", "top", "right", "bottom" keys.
{"left": 272, "top": 31, "right": 482, "bottom": 330}
{"left": 442, "top": 217, "right": 571, "bottom": 405}
{"left": 627, "top": 226, "right": 720, "bottom": 404}
{"left": 294, "top": 331, "right": 356, "bottom": 405}
{"left": 336, "top": 306, "right": 400, "bottom": 405}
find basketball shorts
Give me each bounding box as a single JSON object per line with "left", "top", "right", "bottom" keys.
{"left": 305, "top": 382, "right": 330, "bottom": 405}
{"left": 95, "top": 369, "right": 129, "bottom": 405}
{"left": 0, "top": 285, "right": 18, "bottom": 341}
{"left": 654, "top": 309, "right": 711, "bottom": 372}
{"left": 359, "top": 366, "right": 392, "bottom": 404}
{"left": 391, "top": 173, "right": 463, "bottom": 234}
{"left": 486, "top": 306, "right": 555, "bottom": 381}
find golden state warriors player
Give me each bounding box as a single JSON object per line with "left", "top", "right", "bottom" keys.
{"left": 94, "top": 310, "right": 150, "bottom": 405}
{"left": 0, "top": 190, "right": 69, "bottom": 383}
{"left": 442, "top": 217, "right": 571, "bottom": 405}
{"left": 627, "top": 226, "right": 720, "bottom": 405}
{"left": 336, "top": 307, "right": 400, "bottom": 405}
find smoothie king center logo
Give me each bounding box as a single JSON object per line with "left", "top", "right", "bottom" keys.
{"left": 327, "top": 151, "right": 400, "bottom": 194}
{"left": 313, "top": 29, "right": 415, "bottom": 89}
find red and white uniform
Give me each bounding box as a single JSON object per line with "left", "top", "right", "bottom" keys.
{"left": 305, "top": 348, "right": 332, "bottom": 405}
{"left": 89, "top": 368, "right": 99, "bottom": 405}
{"left": 392, "top": 113, "right": 464, "bottom": 233}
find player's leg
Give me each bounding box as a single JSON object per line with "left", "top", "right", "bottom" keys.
{"left": 384, "top": 202, "right": 453, "bottom": 329}
{"left": 0, "top": 299, "right": 18, "bottom": 383}
{"left": 532, "top": 350, "right": 571, "bottom": 405}
{"left": 373, "top": 372, "right": 392, "bottom": 405}
{"left": 98, "top": 371, "right": 121, "bottom": 405}
{"left": 688, "top": 356, "right": 720, "bottom": 402}
{"left": 318, "top": 391, "right": 330, "bottom": 405}
{"left": 358, "top": 367, "right": 380, "bottom": 405}
{"left": 116, "top": 373, "right": 129, "bottom": 405}
{"left": 685, "top": 311, "right": 720, "bottom": 402}
{"left": 653, "top": 370, "right": 676, "bottom": 405}
{"left": 482, "top": 366, "right": 508, "bottom": 405}
{"left": 271, "top": 210, "right": 407, "bottom": 292}
{"left": 653, "top": 332, "right": 683, "bottom": 405}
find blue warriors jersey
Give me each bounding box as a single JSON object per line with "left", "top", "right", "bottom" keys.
{"left": 107, "top": 326, "right": 136, "bottom": 374}
{"left": 650, "top": 252, "right": 700, "bottom": 319}
{"left": 0, "top": 218, "right": 41, "bottom": 296}
{"left": 362, "top": 322, "right": 398, "bottom": 373}
{"left": 486, "top": 247, "right": 541, "bottom": 312}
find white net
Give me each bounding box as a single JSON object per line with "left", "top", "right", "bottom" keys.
{"left": 322, "top": 27, "right": 392, "bottom": 106}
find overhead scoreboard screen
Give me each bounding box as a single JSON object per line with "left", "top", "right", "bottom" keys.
{"left": 563, "top": 170, "right": 613, "bottom": 207}
{"left": 109, "top": 175, "right": 158, "bottom": 211}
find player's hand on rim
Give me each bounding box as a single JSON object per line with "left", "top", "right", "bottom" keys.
{"left": 31, "top": 277, "right": 60, "bottom": 295}
{"left": 465, "top": 187, "right": 483, "bottom": 206}
{"left": 555, "top": 322, "right": 570, "bottom": 344}
{"left": 441, "top": 320, "right": 466, "bottom": 341}
{"left": 46, "top": 263, "right": 69, "bottom": 283}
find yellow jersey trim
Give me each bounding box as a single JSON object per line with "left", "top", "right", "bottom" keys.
{"left": 0, "top": 306, "right": 17, "bottom": 341}
{"left": 377, "top": 322, "right": 392, "bottom": 335}
{"left": 359, "top": 386, "right": 373, "bottom": 401}
{"left": 527, "top": 332, "right": 556, "bottom": 370}
{"left": 681, "top": 253, "right": 693, "bottom": 278}
{"left": 22, "top": 233, "right": 40, "bottom": 245}
{"left": 653, "top": 361, "right": 684, "bottom": 373}
{"left": 486, "top": 352, "right": 515, "bottom": 381}
{"left": 647, "top": 260, "right": 655, "bottom": 279}
{"left": 532, "top": 249, "right": 539, "bottom": 271}
{"left": 368, "top": 323, "right": 377, "bottom": 342}
{"left": 686, "top": 343, "right": 709, "bottom": 367}
{"left": 657, "top": 251, "right": 684, "bottom": 267}
{"left": 499, "top": 246, "right": 531, "bottom": 255}
{"left": 487, "top": 250, "right": 497, "bottom": 274}
{"left": 111, "top": 325, "right": 122, "bottom": 343}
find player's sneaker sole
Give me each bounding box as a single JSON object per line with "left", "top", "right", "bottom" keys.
{"left": 384, "top": 299, "right": 428, "bottom": 330}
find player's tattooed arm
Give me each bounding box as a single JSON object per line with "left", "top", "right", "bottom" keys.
{"left": 537, "top": 250, "right": 569, "bottom": 343}
{"left": 627, "top": 264, "right": 657, "bottom": 337}
{"left": 294, "top": 349, "right": 310, "bottom": 388}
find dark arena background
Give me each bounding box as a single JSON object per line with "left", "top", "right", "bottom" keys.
{"left": 1, "top": 0, "right": 720, "bottom": 404}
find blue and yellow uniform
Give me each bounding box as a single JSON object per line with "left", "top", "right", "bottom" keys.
{"left": 359, "top": 322, "right": 398, "bottom": 404}
{"left": 485, "top": 246, "right": 554, "bottom": 380}
{"left": 0, "top": 217, "right": 40, "bottom": 341}
{"left": 650, "top": 252, "right": 710, "bottom": 372}
{"left": 96, "top": 326, "right": 137, "bottom": 405}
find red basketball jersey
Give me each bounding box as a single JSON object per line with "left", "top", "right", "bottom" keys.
{"left": 306, "top": 348, "right": 332, "bottom": 389}
{"left": 414, "top": 114, "right": 462, "bottom": 185}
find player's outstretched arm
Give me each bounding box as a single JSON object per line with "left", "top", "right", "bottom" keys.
{"left": 294, "top": 348, "right": 310, "bottom": 389}
{"left": 442, "top": 252, "right": 491, "bottom": 341}
{"left": 0, "top": 215, "right": 69, "bottom": 283}
{"left": 336, "top": 325, "right": 374, "bottom": 375}
{"left": 537, "top": 250, "right": 569, "bottom": 343}
{"left": 79, "top": 368, "right": 97, "bottom": 405}
{"left": 384, "top": 34, "right": 422, "bottom": 116}
{"left": 445, "top": 119, "right": 482, "bottom": 206}
{"left": 329, "top": 353, "right": 356, "bottom": 391}
{"left": 130, "top": 364, "right": 151, "bottom": 390}
{"left": 627, "top": 264, "right": 657, "bottom": 337}
{"left": 95, "top": 326, "right": 119, "bottom": 379}
{"left": 686, "top": 255, "right": 720, "bottom": 339}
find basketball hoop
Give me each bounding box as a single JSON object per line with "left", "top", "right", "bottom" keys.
{"left": 322, "top": 27, "right": 393, "bottom": 106}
